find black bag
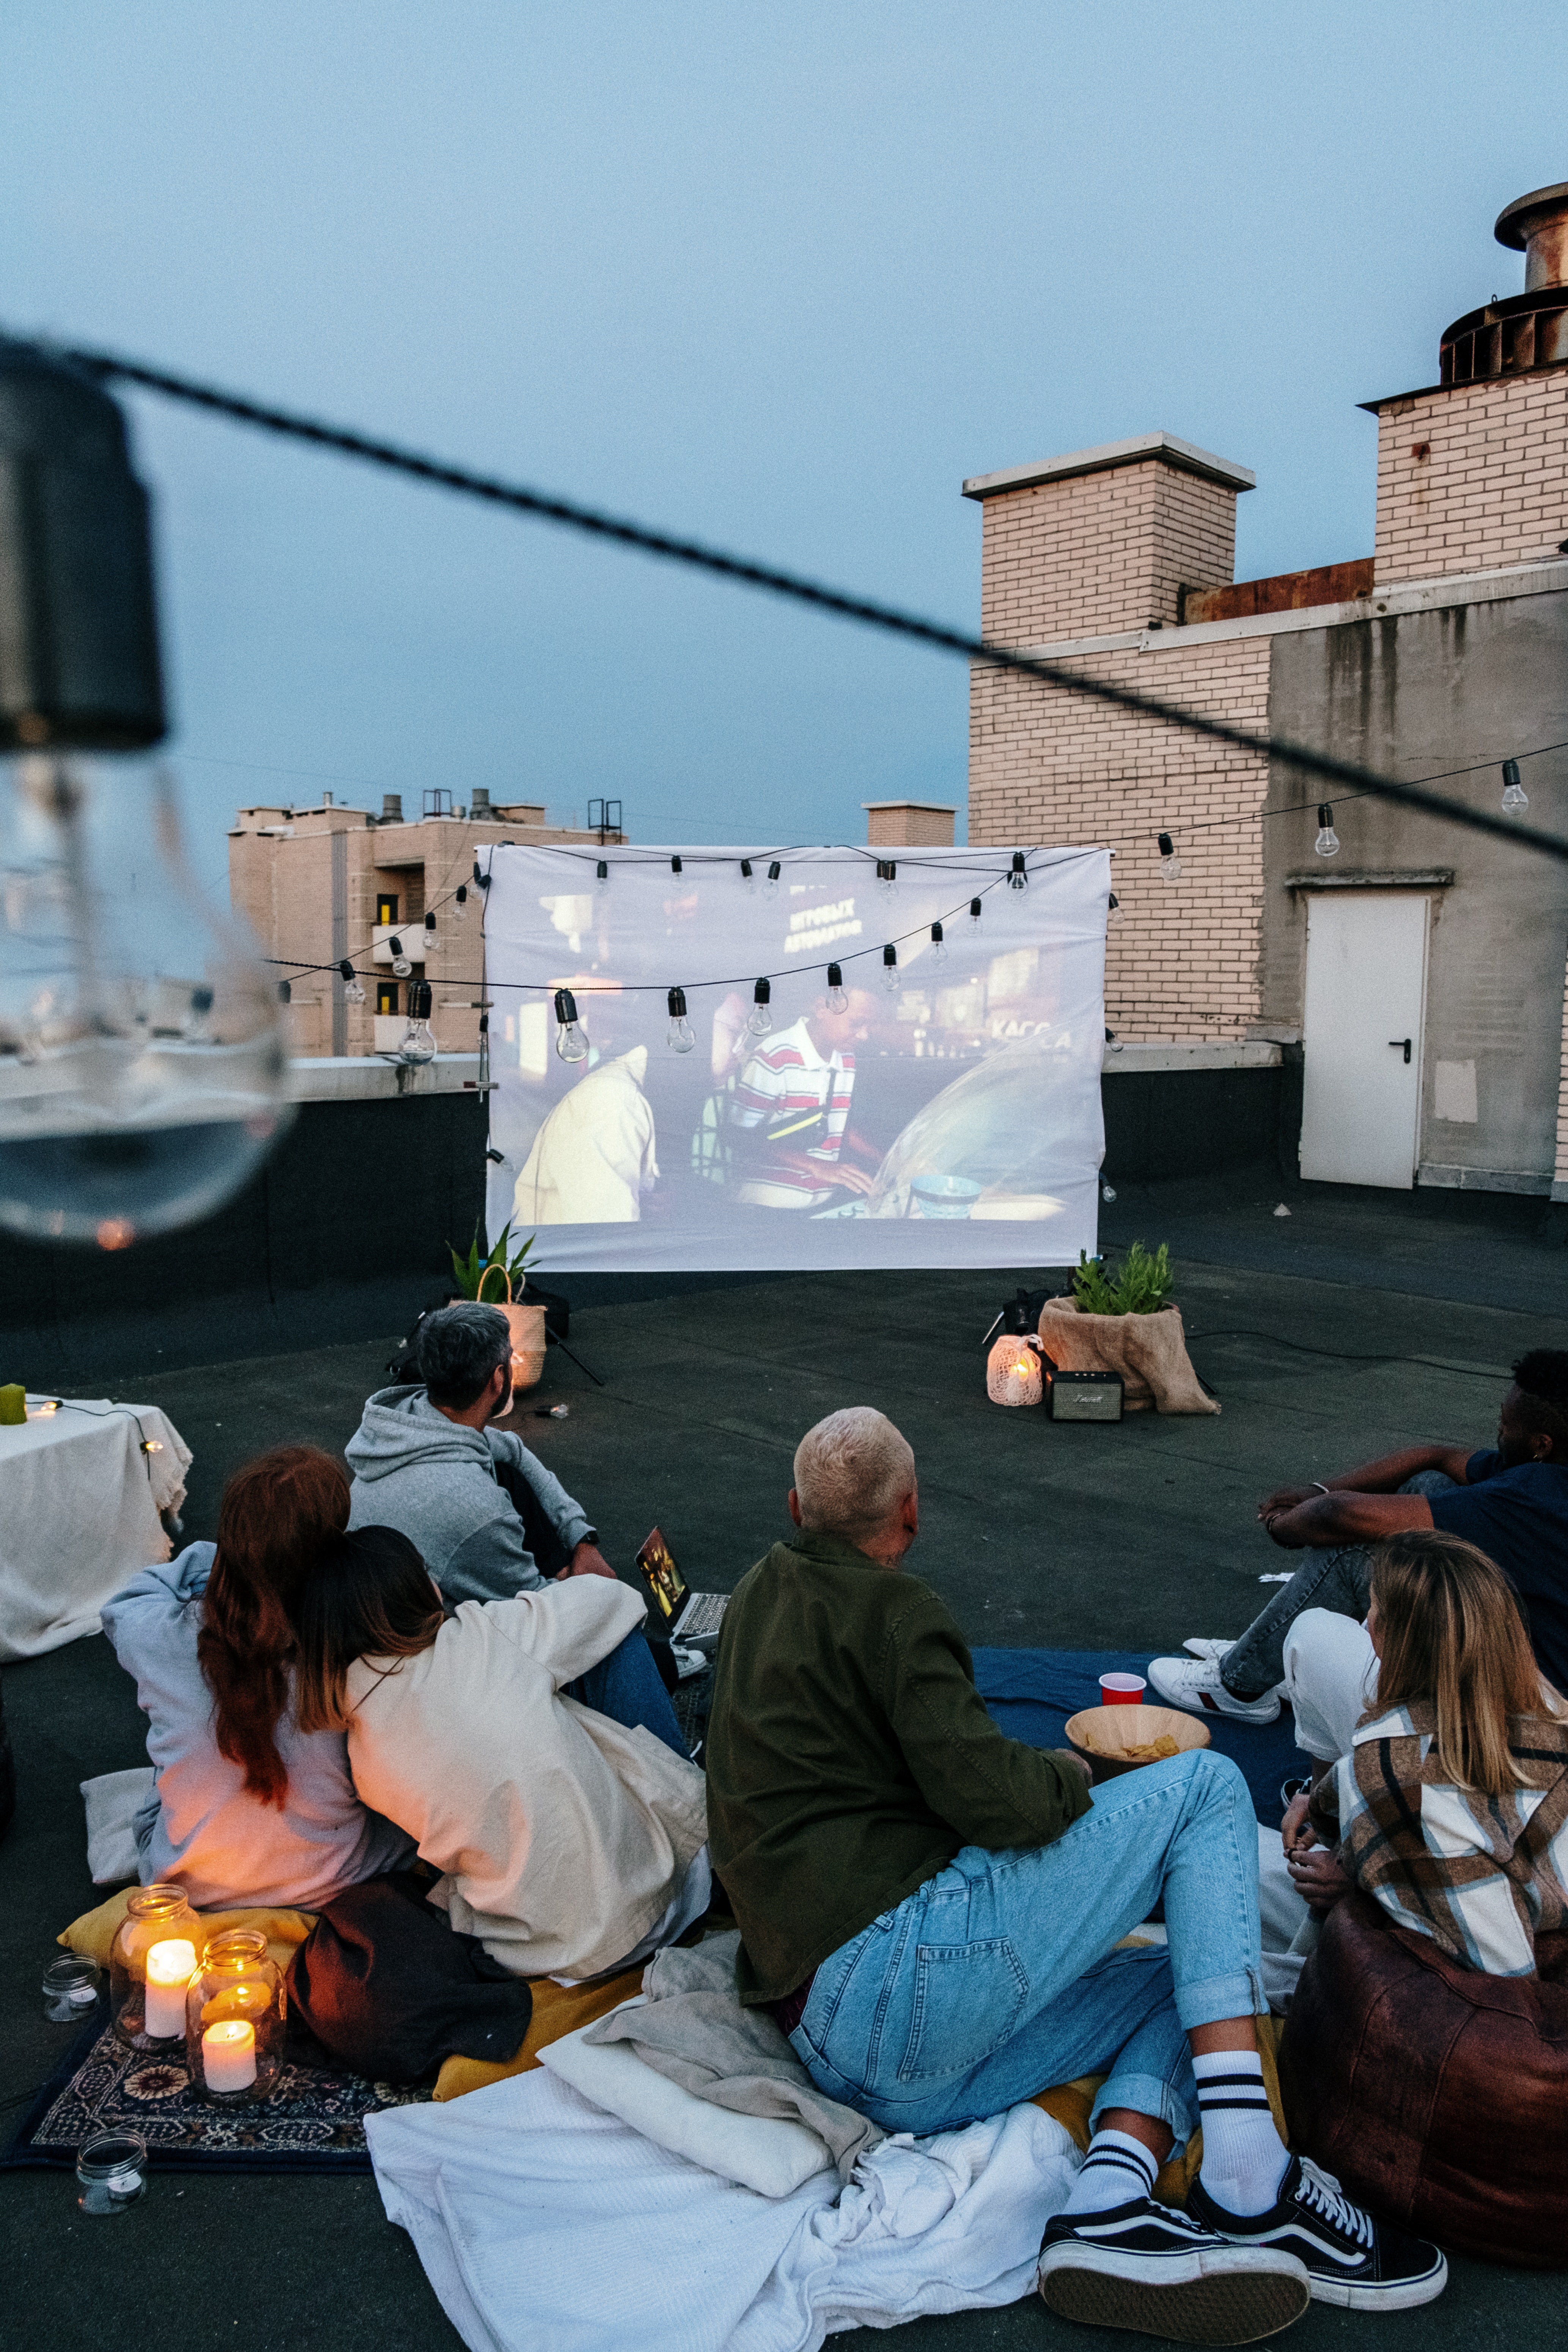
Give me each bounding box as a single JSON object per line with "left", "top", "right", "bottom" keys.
{"left": 286, "top": 1871, "right": 532, "bottom": 2083}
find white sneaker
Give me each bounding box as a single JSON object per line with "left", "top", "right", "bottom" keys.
{"left": 1182, "top": 1637, "right": 1235, "bottom": 1663}
{"left": 1147, "top": 1652, "right": 1282, "bottom": 1724}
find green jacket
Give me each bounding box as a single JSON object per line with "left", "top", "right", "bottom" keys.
{"left": 706, "top": 1529, "right": 1091, "bottom": 2004}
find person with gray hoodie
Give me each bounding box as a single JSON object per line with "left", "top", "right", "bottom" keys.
{"left": 345, "top": 1302, "right": 686, "bottom": 1754}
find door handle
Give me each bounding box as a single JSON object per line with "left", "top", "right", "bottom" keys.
{"left": 1389, "top": 1037, "right": 1412, "bottom": 1064}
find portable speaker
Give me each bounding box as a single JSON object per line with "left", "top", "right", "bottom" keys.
{"left": 1038, "top": 1347, "right": 1124, "bottom": 1422}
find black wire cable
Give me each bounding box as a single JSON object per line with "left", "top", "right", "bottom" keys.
{"left": 46, "top": 338, "right": 1568, "bottom": 873}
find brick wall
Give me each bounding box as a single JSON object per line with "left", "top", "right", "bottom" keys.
{"left": 979, "top": 458, "right": 1238, "bottom": 644}
{"left": 1374, "top": 366, "right": 1568, "bottom": 584}
{"left": 969, "top": 633, "right": 1271, "bottom": 1040}
{"left": 866, "top": 803, "right": 957, "bottom": 846}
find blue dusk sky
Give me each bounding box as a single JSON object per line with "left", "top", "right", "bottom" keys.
{"left": 2, "top": 3, "right": 1563, "bottom": 890}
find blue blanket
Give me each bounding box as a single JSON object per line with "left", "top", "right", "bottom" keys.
{"left": 974, "top": 1647, "right": 1300, "bottom": 1828}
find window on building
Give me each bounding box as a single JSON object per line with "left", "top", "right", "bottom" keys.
{"left": 376, "top": 892, "right": 399, "bottom": 927}
{"left": 376, "top": 981, "right": 400, "bottom": 1015}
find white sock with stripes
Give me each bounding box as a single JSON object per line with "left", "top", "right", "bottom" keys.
{"left": 1064, "top": 2128, "right": 1159, "bottom": 2216}
{"left": 1194, "top": 2048, "right": 1290, "bottom": 2217}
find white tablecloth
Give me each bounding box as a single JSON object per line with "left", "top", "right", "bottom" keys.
{"left": 0, "top": 1397, "right": 192, "bottom": 1661}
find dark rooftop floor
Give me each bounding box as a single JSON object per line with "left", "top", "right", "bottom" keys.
{"left": 6, "top": 1174, "right": 1566, "bottom": 2350}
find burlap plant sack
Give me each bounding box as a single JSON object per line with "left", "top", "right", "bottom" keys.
{"left": 1038, "top": 1298, "right": 1219, "bottom": 1415}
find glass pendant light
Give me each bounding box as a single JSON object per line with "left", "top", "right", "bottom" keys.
{"left": 1314, "top": 804, "right": 1340, "bottom": 857}
{"left": 338, "top": 960, "right": 365, "bottom": 1005}
{"left": 666, "top": 986, "right": 695, "bottom": 1052}
{"left": 746, "top": 979, "right": 773, "bottom": 1037}
{"left": 882, "top": 944, "right": 900, "bottom": 994}
{"left": 1501, "top": 759, "right": 1528, "bottom": 813}
{"left": 824, "top": 963, "right": 849, "bottom": 1013}
{"left": 553, "top": 987, "right": 588, "bottom": 1062}
{"left": 1158, "top": 831, "right": 1182, "bottom": 883}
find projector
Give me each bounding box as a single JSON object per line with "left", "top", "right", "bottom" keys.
{"left": 1038, "top": 1348, "right": 1124, "bottom": 1422}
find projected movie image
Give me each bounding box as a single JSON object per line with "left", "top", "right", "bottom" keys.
{"left": 483, "top": 844, "right": 1108, "bottom": 1273}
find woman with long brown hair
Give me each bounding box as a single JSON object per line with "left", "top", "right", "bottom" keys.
{"left": 101, "top": 1445, "right": 413, "bottom": 1907}
{"left": 1283, "top": 1530, "right": 1568, "bottom": 1974}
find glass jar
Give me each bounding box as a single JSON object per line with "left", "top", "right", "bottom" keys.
{"left": 42, "top": 1952, "right": 101, "bottom": 2022}
{"left": 109, "top": 1883, "right": 203, "bottom": 2050}
{"left": 184, "top": 1928, "right": 284, "bottom": 2102}
{"left": 77, "top": 2130, "right": 147, "bottom": 2214}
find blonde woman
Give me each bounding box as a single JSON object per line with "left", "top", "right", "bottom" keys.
{"left": 1284, "top": 1530, "right": 1568, "bottom": 1976}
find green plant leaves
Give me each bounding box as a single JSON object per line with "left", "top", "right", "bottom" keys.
{"left": 447, "top": 1220, "right": 537, "bottom": 1300}
{"left": 1071, "top": 1240, "right": 1174, "bottom": 1317}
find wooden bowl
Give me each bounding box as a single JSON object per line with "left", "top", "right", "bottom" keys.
{"left": 1064, "top": 1702, "right": 1211, "bottom": 1781}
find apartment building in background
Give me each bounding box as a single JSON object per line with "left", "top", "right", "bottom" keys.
{"left": 966, "top": 180, "right": 1568, "bottom": 1199}
{"left": 229, "top": 788, "right": 622, "bottom": 1059}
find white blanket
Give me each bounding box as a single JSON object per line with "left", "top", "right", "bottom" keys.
{"left": 367, "top": 2066, "right": 1080, "bottom": 2352}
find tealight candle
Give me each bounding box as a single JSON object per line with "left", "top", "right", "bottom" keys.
{"left": 143, "top": 1939, "right": 197, "bottom": 2039}
{"left": 201, "top": 2018, "right": 257, "bottom": 2094}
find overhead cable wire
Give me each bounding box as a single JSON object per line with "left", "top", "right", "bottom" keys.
{"left": 44, "top": 338, "right": 1568, "bottom": 873}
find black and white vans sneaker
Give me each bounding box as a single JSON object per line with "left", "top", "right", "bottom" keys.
{"left": 1188, "top": 2155, "right": 1448, "bottom": 2311}
{"left": 1038, "top": 2196, "right": 1311, "bottom": 2343}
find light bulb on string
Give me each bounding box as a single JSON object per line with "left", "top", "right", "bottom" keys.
{"left": 553, "top": 988, "right": 589, "bottom": 1062}
{"left": 424, "top": 911, "right": 437, "bottom": 949}
{"left": 928, "top": 922, "right": 948, "bottom": 964}
{"left": 1315, "top": 804, "right": 1340, "bottom": 857}
{"left": 389, "top": 934, "right": 412, "bottom": 978}
{"left": 666, "top": 986, "right": 695, "bottom": 1053}
{"left": 0, "top": 345, "right": 293, "bottom": 1249}
{"left": 1501, "top": 759, "right": 1528, "bottom": 813}
{"left": 825, "top": 963, "right": 849, "bottom": 1014}
{"left": 595, "top": 861, "right": 609, "bottom": 890}
{"left": 746, "top": 979, "right": 773, "bottom": 1037}
{"left": 1157, "top": 832, "right": 1182, "bottom": 883}
{"left": 1107, "top": 893, "right": 1121, "bottom": 928}
{"left": 882, "top": 944, "right": 900, "bottom": 995}
{"left": 338, "top": 960, "right": 365, "bottom": 1006}
{"left": 395, "top": 979, "right": 436, "bottom": 1067}
{"left": 451, "top": 884, "right": 468, "bottom": 925}
{"left": 877, "top": 859, "right": 897, "bottom": 892}
{"left": 1008, "top": 852, "right": 1029, "bottom": 891}
{"left": 277, "top": 980, "right": 291, "bottom": 1007}
{"left": 740, "top": 859, "right": 755, "bottom": 890}
{"left": 764, "top": 860, "right": 782, "bottom": 898}
{"left": 969, "top": 897, "right": 983, "bottom": 924}
{"left": 670, "top": 855, "right": 683, "bottom": 875}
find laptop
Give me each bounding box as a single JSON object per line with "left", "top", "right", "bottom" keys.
{"left": 634, "top": 1527, "right": 728, "bottom": 1652}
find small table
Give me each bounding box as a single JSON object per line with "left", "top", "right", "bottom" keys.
{"left": 0, "top": 1397, "right": 193, "bottom": 1662}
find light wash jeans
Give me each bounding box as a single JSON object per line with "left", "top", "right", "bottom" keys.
{"left": 789, "top": 1746, "right": 1264, "bottom": 2141}
{"left": 1220, "top": 1470, "right": 1459, "bottom": 1699}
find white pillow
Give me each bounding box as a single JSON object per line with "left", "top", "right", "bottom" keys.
{"left": 537, "top": 2002, "right": 834, "bottom": 2199}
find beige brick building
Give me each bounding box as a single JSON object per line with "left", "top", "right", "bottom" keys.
{"left": 230, "top": 790, "right": 622, "bottom": 1060}
{"left": 966, "top": 182, "right": 1568, "bottom": 1196}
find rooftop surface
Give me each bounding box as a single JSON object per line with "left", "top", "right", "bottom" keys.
{"left": 7, "top": 1175, "right": 1567, "bottom": 2349}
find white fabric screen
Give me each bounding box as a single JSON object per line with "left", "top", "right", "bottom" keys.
{"left": 483, "top": 843, "right": 1107, "bottom": 1273}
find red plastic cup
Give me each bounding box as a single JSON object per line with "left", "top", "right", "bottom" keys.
{"left": 1099, "top": 1673, "right": 1147, "bottom": 1707}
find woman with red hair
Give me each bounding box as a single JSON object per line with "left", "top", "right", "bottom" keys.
{"left": 101, "top": 1445, "right": 413, "bottom": 1907}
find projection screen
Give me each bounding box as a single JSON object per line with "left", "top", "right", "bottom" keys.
{"left": 482, "top": 843, "right": 1108, "bottom": 1273}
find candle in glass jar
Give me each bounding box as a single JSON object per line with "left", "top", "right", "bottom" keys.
{"left": 143, "top": 1939, "right": 197, "bottom": 2038}
{"left": 202, "top": 2018, "right": 257, "bottom": 2093}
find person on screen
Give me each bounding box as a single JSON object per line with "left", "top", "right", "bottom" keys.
{"left": 727, "top": 987, "right": 882, "bottom": 1210}
{"left": 511, "top": 1042, "right": 659, "bottom": 1224}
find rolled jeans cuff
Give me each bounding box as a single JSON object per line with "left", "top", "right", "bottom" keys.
{"left": 1090, "top": 2069, "right": 1195, "bottom": 2154}
{"left": 1172, "top": 1962, "right": 1266, "bottom": 2034}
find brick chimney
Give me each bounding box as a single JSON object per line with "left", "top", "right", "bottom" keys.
{"left": 963, "top": 431, "right": 1254, "bottom": 643}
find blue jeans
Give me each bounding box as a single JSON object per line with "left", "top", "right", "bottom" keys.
{"left": 789, "top": 1747, "right": 1263, "bottom": 2142}
{"left": 568, "top": 1631, "right": 689, "bottom": 1759}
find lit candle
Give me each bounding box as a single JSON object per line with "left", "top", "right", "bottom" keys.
{"left": 202, "top": 2018, "right": 257, "bottom": 2094}
{"left": 143, "top": 1938, "right": 197, "bottom": 2038}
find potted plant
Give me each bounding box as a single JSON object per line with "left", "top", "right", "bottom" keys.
{"left": 1038, "top": 1242, "right": 1217, "bottom": 1414}
{"left": 448, "top": 1224, "right": 547, "bottom": 1396}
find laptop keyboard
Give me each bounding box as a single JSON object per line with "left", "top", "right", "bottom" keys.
{"left": 679, "top": 1591, "right": 728, "bottom": 1639}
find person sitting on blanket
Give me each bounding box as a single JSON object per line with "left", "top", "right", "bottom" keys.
{"left": 100, "top": 1446, "right": 416, "bottom": 1909}
{"left": 1148, "top": 1350, "right": 1568, "bottom": 1724}
{"left": 293, "top": 1525, "right": 710, "bottom": 1982}
{"left": 346, "top": 1301, "right": 615, "bottom": 1599}
{"left": 705, "top": 1406, "right": 1446, "bottom": 2338}
{"left": 1274, "top": 1531, "right": 1568, "bottom": 1975}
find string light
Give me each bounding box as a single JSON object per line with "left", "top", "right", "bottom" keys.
{"left": 765, "top": 860, "right": 782, "bottom": 898}
{"left": 424, "top": 911, "right": 437, "bottom": 945}
{"left": 338, "top": 959, "right": 365, "bottom": 1004}
{"left": 389, "top": 933, "right": 412, "bottom": 977}
{"left": 877, "top": 859, "right": 898, "bottom": 891}
{"left": 397, "top": 977, "right": 436, "bottom": 1065}
{"left": 595, "top": 860, "right": 609, "bottom": 889}
{"left": 740, "top": 859, "right": 754, "bottom": 887}
{"left": 882, "top": 943, "right": 899, "bottom": 994}
{"left": 1107, "top": 893, "right": 1121, "bottom": 927}
{"left": 1008, "top": 853, "right": 1028, "bottom": 891}
{"left": 1502, "top": 759, "right": 1529, "bottom": 813}
{"left": 928, "top": 921, "right": 947, "bottom": 964}
{"left": 825, "top": 962, "right": 848, "bottom": 1013}
{"left": 666, "top": 986, "right": 695, "bottom": 1052}
{"left": 1314, "top": 804, "right": 1340, "bottom": 857}
{"left": 277, "top": 979, "right": 291, "bottom": 1005}
{"left": 1158, "top": 832, "right": 1182, "bottom": 883}
{"left": 670, "top": 855, "right": 683, "bottom": 875}
{"left": 969, "top": 897, "right": 983, "bottom": 922}
{"left": 554, "top": 987, "right": 588, "bottom": 1062}
{"left": 746, "top": 978, "right": 773, "bottom": 1036}
{"left": 452, "top": 883, "right": 469, "bottom": 923}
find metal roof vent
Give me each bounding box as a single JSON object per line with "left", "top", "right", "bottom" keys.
{"left": 1440, "top": 181, "right": 1568, "bottom": 386}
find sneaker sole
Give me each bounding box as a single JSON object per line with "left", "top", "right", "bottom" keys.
{"left": 1038, "top": 2246, "right": 1311, "bottom": 2344}
{"left": 1146, "top": 1678, "right": 1282, "bottom": 1726}
{"left": 1305, "top": 2251, "right": 1448, "bottom": 2312}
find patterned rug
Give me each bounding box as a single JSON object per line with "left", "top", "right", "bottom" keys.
{"left": 3, "top": 2001, "right": 432, "bottom": 2174}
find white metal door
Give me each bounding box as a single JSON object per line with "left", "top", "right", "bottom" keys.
{"left": 1300, "top": 894, "right": 1429, "bottom": 1188}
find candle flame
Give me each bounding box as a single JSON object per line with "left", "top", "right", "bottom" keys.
{"left": 145, "top": 1938, "right": 197, "bottom": 1985}
{"left": 206, "top": 2020, "right": 254, "bottom": 2046}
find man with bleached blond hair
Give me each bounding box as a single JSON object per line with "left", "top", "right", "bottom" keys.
{"left": 705, "top": 1407, "right": 1444, "bottom": 2340}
